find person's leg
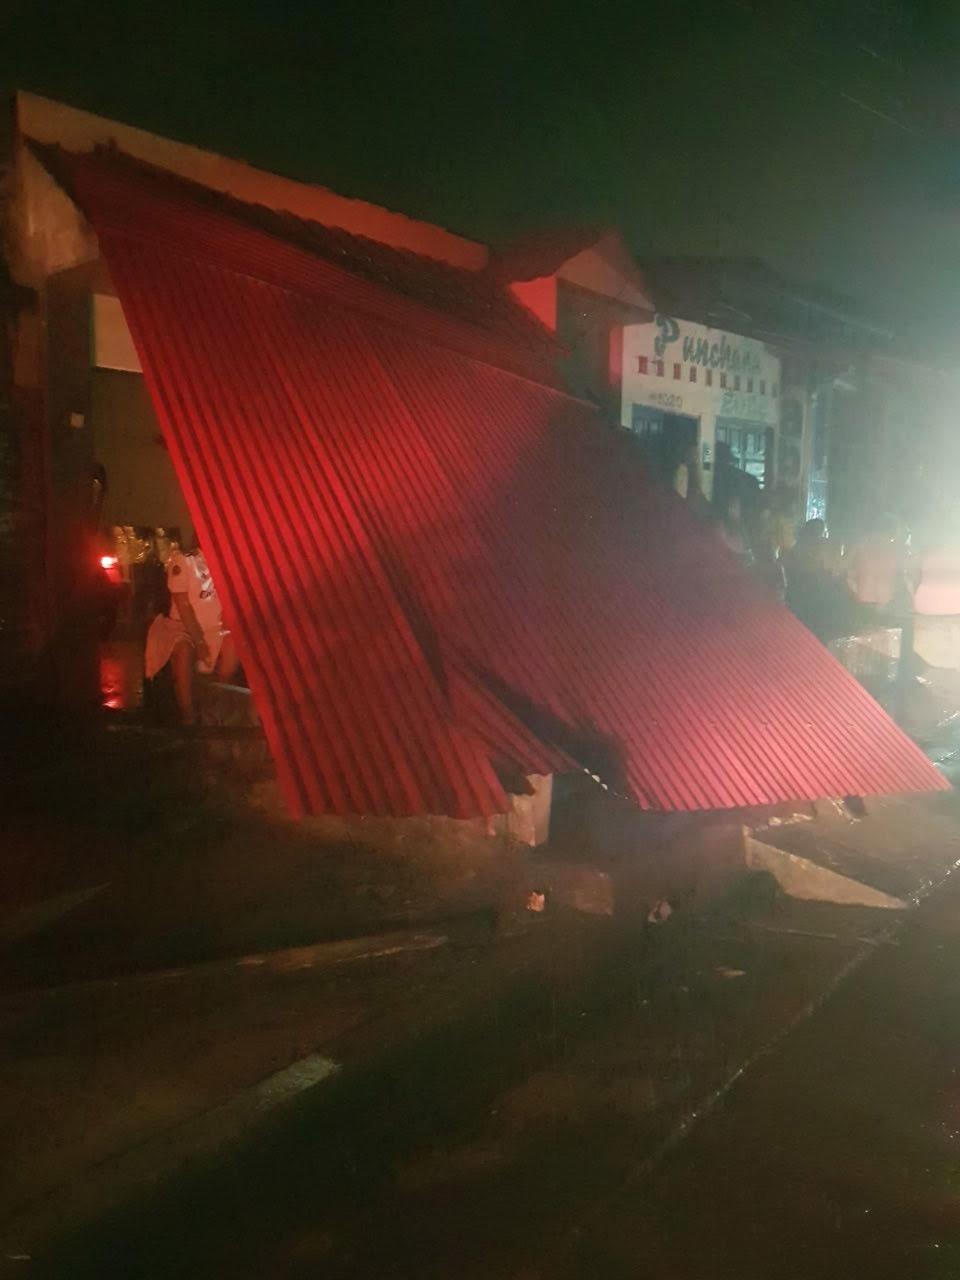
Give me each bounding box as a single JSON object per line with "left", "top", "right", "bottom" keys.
{"left": 170, "top": 638, "right": 196, "bottom": 725}
{"left": 216, "top": 633, "right": 241, "bottom": 683}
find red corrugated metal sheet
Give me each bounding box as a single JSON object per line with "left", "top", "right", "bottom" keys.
{"left": 57, "top": 150, "right": 948, "bottom": 816}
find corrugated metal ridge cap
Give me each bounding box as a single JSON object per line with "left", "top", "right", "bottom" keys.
{"left": 29, "top": 140, "right": 560, "bottom": 355}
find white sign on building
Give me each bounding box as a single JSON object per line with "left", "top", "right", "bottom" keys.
{"left": 621, "top": 314, "right": 780, "bottom": 494}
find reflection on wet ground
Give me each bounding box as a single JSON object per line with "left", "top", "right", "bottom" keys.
{"left": 99, "top": 640, "right": 143, "bottom": 712}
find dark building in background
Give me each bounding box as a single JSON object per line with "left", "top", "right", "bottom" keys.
{"left": 631, "top": 257, "right": 960, "bottom": 544}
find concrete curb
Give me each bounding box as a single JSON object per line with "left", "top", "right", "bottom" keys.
{"left": 0, "top": 928, "right": 449, "bottom": 1009}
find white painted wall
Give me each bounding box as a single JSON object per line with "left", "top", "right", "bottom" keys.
{"left": 92, "top": 294, "right": 141, "bottom": 372}
{"left": 621, "top": 314, "right": 781, "bottom": 489}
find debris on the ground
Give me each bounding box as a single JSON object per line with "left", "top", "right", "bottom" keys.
{"left": 763, "top": 812, "right": 813, "bottom": 829}
{"left": 526, "top": 891, "right": 546, "bottom": 913}
{"left": 743, "top": 835, "right": 907, "bottom": 909}
{"left": 520, "top": 864, "right": 615, "bottom": 917}
{"left": 715, "top": 966, "right": 746, "bottom": 980}
{"left": 813, "top": 795, "right": 862, "bottom": 823}
{"left": 647, "top": 900, "right": 673, "bottom": 924}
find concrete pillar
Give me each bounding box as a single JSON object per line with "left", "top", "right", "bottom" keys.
{"left": 0, "top": 95, "right": 43, "bottom": 692}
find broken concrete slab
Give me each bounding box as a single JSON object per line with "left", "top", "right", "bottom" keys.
{"left": 743, "top": 834, "right": 907, "bottom": 910}
{"left": 750, "top": 793, "right": 960, "bottom": 903}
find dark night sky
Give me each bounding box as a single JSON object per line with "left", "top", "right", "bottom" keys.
{"left": 5, "top": 0, "right": 960, "bottom": 353}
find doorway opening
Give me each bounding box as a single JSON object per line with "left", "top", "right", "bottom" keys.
{"left": 715, "top": 419, "right": 774, "bottom": 489}
{"left": 630, "top": 405, "right": 701, "bottom": 490}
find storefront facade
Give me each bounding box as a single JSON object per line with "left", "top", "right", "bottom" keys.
{"left": 620, "top": 313, "right": 780, "bottom": 497}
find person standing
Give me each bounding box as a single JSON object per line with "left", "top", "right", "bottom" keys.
{"left": 783, "top": 519, "right": 860, "bottom": 640}
{"left": 673, "top": 441, "right": 700, "bottom": 501}
{"left": 750, "top": 495, "right": 790, "bottom": 601}
{"left": 144, "top": 541, "right": 239, "bottom": 725}
{"left": 672, "top": 439, "right": 711, "bottom": 520}
{"left": 716, "top": 495, "right": 753, "bottom": 568}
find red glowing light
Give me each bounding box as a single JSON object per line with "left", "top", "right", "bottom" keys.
{"left": 100, "top": 555, "right": 118, "bottom": 570}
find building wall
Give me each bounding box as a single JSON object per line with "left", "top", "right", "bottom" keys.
{"left": 0, "top": 96, "right": 49, "bottom": 688}
{"left": 556, "top": 281, "right": 632, "bottom": 418}
{"left": 44, "top": 262, "right": 106, "bottom": 706}
{"left": 778, "top": 388, "right": 808, "bottom": 510}
{"left": 91, "top": 368, "right": 191, "bottom": 533}
{"left": 4, "top": 111, "right": 121, "bottom": 700}
{"left": 621, "top": 314, "right": 781, "bottom": 496}
{"left": 7, "top": 145, "right": 97, "bottom": 289}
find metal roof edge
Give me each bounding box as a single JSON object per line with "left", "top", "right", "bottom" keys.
{"left": 16, "top": 89, "right": 489, "bottom": 271}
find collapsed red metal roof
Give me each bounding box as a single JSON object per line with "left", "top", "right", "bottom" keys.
{"left": 54, "top": 149, "right": 947, "bottom": 816}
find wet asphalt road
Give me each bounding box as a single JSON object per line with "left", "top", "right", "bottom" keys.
{"left": 28, "top": 870, "right": 960, "bottom": 1280}
{"left": 557, "top": 873, "right": 960, "bottom": 1280}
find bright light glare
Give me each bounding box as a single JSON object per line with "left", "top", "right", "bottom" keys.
{"left": 100, "top": 555, "right": 118, "bottom": 570}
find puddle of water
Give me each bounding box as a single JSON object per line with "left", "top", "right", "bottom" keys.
{"left": 99, "top": 642, "right": 143, "bottom": 712}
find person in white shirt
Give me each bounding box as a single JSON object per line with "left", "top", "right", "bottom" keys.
{"left": 144, "top": 542, "right": 239, "bottom": 725}
{"left": 673, "top": 441, "right": 703, "bottom": 503}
